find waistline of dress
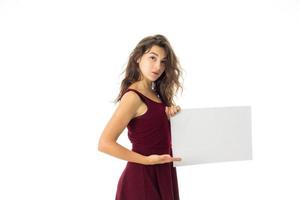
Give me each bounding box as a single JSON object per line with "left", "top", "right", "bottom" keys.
{"left": 132, "top": 144, "right": 172, "bottom": 156}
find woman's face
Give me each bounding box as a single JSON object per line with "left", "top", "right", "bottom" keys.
{"left": 137, "top": 45, "right": 166, "bottom": 82}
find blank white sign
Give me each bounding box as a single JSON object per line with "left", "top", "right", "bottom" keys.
{"left": 170, "top": 106, "right": 252, "bottom": 167}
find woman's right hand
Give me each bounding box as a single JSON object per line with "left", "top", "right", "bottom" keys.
{"left": 145, "top": 154, "right": 182, "bottom": 165}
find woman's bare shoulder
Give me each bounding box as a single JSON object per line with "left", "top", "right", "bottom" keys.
{"left": 119, "top": 90, "right": 142, "bottom": 108}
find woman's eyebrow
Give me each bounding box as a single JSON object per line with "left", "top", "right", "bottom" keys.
{"left": 149, "top": 52, "right": 166, "bottom": 60}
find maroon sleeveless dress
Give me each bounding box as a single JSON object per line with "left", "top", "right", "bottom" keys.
{"left": 115, "top": 88, "right": 180, "bottom": 200}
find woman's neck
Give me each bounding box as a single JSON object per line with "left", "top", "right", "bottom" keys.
{"left": 131, "top": 80, "right": 154, "bottom": 92}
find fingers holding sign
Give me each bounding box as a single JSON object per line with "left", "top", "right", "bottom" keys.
{"left": 165, "top": 105, "right": 181, "bottom": 120}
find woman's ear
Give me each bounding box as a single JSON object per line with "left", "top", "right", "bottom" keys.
{"left": 136, "top": 58, "right": 141, "bottom": 63}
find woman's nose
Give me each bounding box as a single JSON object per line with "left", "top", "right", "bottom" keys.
{"left": 153, "top": 61, "right": 162, "bottom": 71}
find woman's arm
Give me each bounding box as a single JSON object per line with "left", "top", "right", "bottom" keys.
{"left": 98, "top": 91, "right": 181, "bottom": 165}
{"left": 98, "top": 91, "right": 149, "bottom": 164}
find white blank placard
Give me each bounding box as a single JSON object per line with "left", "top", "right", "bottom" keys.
{"left": 170, "top": 106, "right": 252, "bottom": 167}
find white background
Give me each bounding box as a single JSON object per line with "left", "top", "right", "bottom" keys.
{"left": 1, "top": 0, "right": 299, "bottom": 199}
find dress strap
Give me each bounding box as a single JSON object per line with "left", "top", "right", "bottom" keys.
{"left": 122, "top": 88, "right": 165, "bottom": 105}
{"left": 122, "top": 88, "right": 147, "bottom": 103}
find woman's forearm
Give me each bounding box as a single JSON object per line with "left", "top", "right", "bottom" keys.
{"left": 99, "top": 142, "right": 148, "bottom": 165}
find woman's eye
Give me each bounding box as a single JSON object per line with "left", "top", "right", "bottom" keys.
{"left": 150, "top": 56, "right": 156, "bottom": 60}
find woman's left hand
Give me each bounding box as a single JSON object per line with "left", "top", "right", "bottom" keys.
{"left": 165, "top": 105, "right": 181, "bottom": 120}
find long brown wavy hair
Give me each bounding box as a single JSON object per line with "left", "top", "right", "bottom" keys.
{"left": 115, "top": 34, "right": 183, "bottom": 107}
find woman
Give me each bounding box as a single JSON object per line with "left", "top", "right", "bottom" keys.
{"left": 98, "top": 34, "right": 183, "bottom": 200}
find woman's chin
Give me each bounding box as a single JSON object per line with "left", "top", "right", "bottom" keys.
{"left": 146, "top": 77, "right": 158, "bottom": 82}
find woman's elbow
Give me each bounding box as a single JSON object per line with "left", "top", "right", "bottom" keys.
{"left": 98, "top": 138, "right": 113, "bottom": 152}
{"left": 98, "top": 140, "right": 106, "bottom": 152}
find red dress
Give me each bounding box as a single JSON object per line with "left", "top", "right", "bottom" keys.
{"left": 115, "top": 88, "right": 180, "bottom": 200}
